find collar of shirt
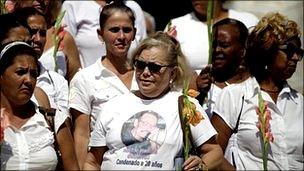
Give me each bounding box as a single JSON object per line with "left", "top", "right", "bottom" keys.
{"left": 243, "top": 77, "right": 297, "bottom": 104}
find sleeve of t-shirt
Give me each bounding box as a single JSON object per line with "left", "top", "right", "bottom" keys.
{"left": 51, "top": 72, "right": 69, "bottom": 133}
{"left": 212, "top": 87, "right": 239, "bottom": 130}
{"left": 89, "top": 104, "right": 110, "bottom": 147}
{"left": 189, "top": 97, "right": 218, "bottom": 147}
{"left": 61, "top": 1, "right": 77, "bottom": 37}
{"left": 68, "top": 71, "right": 91, "bottom": 115}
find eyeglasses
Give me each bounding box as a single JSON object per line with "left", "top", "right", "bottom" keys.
{"left": 133, "top": 59, "right": 173, "bottom": 73}
{"left": 278, "top": 43, "right": 304, "bottom": 60}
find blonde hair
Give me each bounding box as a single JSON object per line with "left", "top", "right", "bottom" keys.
{"left": 131, "top": 31, "right": 192, "bottom": 90}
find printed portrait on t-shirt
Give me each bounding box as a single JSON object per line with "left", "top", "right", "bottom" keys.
{"left": 121, "top": 110, "right": 166, "bottom": 159}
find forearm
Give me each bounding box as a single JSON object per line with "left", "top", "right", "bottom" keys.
{"left": 83, "top": 152, "right": 101, "bottom": 170}
{"left": 74, "top": 127, "right": 90, "bottom": 168}
{"left": 220, "top": 157, "right": 236, "bottom": 171}
{"left": 57, "top": 122, "right": 80, "bottom": 170}
{"left": 201, "top": 144, "right": 223, "bottom": 170}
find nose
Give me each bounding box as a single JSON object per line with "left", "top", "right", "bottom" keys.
{"left": 32, "top": 32, "right": 41, "bottom": 42}
{"left": 215, "top": 45, "right": 222, "bottom": 52}
{"left": 290, "top": 52, "right": 301, "bottom": 62}
{"left": 23, "top": 73, "right": 35, "bottom": 86}
{"left": 118, "top": 30, "right": 126, "bottom": 39}
{"left": 142, "top": 66, "right": 151, "bottom": 76}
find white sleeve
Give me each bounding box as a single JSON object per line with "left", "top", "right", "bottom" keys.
{"left": 89, "top": 105, "right": 109, "bottom": 147}
{"left": 189, "top": 97, "right": 217, "bottom": 147}
{"left": 52, "top": 72, "right": 69, "bottom": 133}
{"left": 61, "top": 1, "right": 77, "bottom": 37}
{"left": 212, "top": 87, "right": 239, "bottom": 130}
{"left": 68, "top": 71, "right": 91, "bottom": 115}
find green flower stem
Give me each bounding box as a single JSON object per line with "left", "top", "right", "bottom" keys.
{"left": 52, "top": 10, "right": 66, "bottom": 72}
{"left": 207, "top": 0, "right": 214, "bottom": 65}
{"left": 184, "top": 124, "right": 190, "bottom": 160}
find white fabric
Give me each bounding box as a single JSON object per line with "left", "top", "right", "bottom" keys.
{"left": 1, "top": 103, "right": 58, "bottom": 170}
{"left": 89, "top": 91, "right": 217, "bottom": 170}
{"left": 69, "top": 58, "right": 138, "bottom": 129}
{"left": 61, "top": 0, "right": 147, "bottom": 68}
{"left": 213, "top": 77, "right": 304, "bottom": 170}
{"left": 203, "top": 83, "right": 223, "bottom": 118}
{"left": 168, "top": 10, "right": 258, "bottom": 73}
{"left": 39, "top": 47, "right": 67, "bottom": 77}
{"left": 36, "top": 65, "right": 69, "bottom": 133}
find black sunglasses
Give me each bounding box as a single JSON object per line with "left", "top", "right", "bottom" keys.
{"left": 133, "top": 59, "right": 172, "bottom": 73}
{"left": 278, "top": 43, "right": 304, "bottom": 60}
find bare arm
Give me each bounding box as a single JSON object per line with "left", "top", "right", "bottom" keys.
{"left": 83, "top": 146, "right": 108, "bottom": 170}
{"left": 182, "top": 136, "right": 223, "bottom": 171}
{"left": 62, "top": 32, "right": 81, "bottom": 83}
{"left": 56, "top": 119, "right": 80, "bottom": 170}
{"left": 200, "top": 136, "right": 223, "bottom": 170}
{"left": 71, "top": 108, "right": 90, "bottom": 169}
{"left": 34, "top": 87, "right": 51, "bottom": 108}
{"left": 211, "top": 113, "right": 235, "bottom": 170}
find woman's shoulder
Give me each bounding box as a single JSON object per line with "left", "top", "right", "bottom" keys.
{"left": 171, "top": 13, "right": 193, "bottom": 24}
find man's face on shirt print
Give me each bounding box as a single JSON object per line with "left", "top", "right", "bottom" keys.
{"left": 133, "top": 112, "right": 158, "bottom": 141}
{"left": 121, "top": 110, "right": 166, "bottom": 158}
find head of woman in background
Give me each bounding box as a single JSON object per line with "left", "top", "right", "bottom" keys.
{"left": 132, "top": 31, "right": 192, "bottom": 99}
{"left": 97, "top": 2, "right": 136, "bottom": 62}
{"left": 0, "top": 13, "right": 31, "bottom": 45}
{"left": 191, "top": 0, "right": 226, "bottom": 22}
{"left": 0, "top": 42, "right": 40, "bottom": 108}
{"left": 211, "top": 18, "right": 248, "bottom": 82}
{"left": 13, "top": 7, "right": 47, "bottom": 56}
{"left": 245, "top": 12, "right": 303, "bottom": 89}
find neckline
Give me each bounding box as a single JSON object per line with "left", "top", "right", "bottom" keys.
{"left": 260, "top": 87, "right": 280, "bottom": 93}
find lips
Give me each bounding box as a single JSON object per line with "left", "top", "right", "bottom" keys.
{"left": 19, "top": 88, "right": 32, "bottom": 95}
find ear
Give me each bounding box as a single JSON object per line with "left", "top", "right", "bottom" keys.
{"left": 97, "top": 28, "right": 104, "bottom": 42}
{"left": 170, "top": 66, "right": 178, "bottom": 81}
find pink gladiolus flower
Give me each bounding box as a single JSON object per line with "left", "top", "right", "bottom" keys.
{"left": 257, "top": 92, "right": 274, "bottom": 171}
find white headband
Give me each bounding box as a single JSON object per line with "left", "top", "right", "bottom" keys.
{"left": 0, "top": 41, "right": 32, "bottom": 61}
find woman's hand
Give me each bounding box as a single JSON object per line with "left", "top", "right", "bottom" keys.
{"left": 196, "top": 64, "right": 213, "bottom": 95}
{"left": 183, "top": 155, "right": 207, "bottom": 171}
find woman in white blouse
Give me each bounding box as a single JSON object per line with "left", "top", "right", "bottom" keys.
{"left": 212, "top": 13, "right": 303, "bottom": 170}
{"left": 0, "top": 42, "right": 79, "bottom": 170}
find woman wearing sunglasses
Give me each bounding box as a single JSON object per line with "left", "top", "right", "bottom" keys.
{"left": 84, "top": 31, "right": 223, "bottom": 170}
{"left": 68, "top": 2, "right": 139, "bottom": 168}
{"left": 211, "top": 12, "right": 303, "bottom": 170}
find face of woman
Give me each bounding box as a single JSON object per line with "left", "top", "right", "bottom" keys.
{"left": 0, "top": 55, "right": 39, "bottom": 106}
{"left": 271, "top": 38, "right": 303, "bottom": 80}
{"left": 1, "top": 26, "right": 31, "bottom": 45}
{"left": 212, "top": 24, "right": 244, "bottom": 73}
{"left": 98, "top": 11, "right": 135, "bottom": 58}
{"left": 134, "top": 47, "right": 176, "bottom": 99}
{"left": 27, "top": 14, "right": 47, "bottom": 56}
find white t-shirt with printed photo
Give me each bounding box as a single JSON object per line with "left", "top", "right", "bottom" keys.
{"left": 89, "top": 91, "right": 217, "bottom": 170}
